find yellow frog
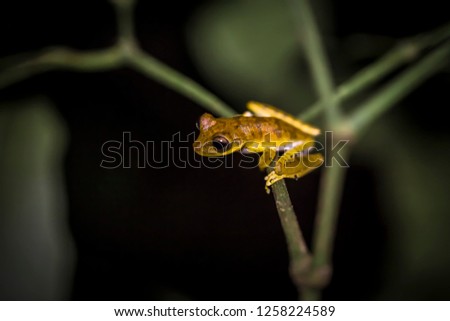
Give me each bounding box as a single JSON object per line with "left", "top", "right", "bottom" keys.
{"left": 193, "top": 101, "right": 324, "bottom": 193}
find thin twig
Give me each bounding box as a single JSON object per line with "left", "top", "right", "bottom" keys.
{"left": 310, "top": 148, "right": 349, "bottom": 290}
{"left": 350, "top": 41, "right": 450, "bottom": 133}
{"left": 0, "top": 46, "right": 124, "bottom": 90}
{"left": 111, "top": 0, "right": 137, "bottom": 47}
{"left": 289, "top": 0, "right": 340, "bottom": 126}
{"left": 299, "top": 21, "right": 450, "bottom": 121}
{"left": 270, "top": 175, "right": 311, "bottom": 263}
{"left": 128, "top": 49, "right": 236, "bottom": 117}
{"left": 267, "top": 167, "right": 312, "bottom": 300}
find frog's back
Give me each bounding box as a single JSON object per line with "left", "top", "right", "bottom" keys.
{"left": 232, "top": 115, "right": 311, "bottom": 143}
{"left": 247, "top": 101, "right": 321, "bottom": 136}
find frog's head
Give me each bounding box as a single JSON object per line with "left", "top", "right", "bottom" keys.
{"left": 193, "top": 113, "right": 244, "bottom": 156}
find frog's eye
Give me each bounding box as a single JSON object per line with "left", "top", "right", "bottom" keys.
{"left": 212, "top": 136, "right": 231, "bottom": 152}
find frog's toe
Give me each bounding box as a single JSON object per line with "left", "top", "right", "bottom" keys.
{"left": 264, "top": 171, "right": 284, "bottom": 186}
{"left": 265, "top": 174, "right": 281, "bottom": 194}
{"left": 264, "top": 171, "right": 275, "bottom": 181}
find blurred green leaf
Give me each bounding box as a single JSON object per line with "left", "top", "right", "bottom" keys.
{"left": 0, "top": 98, "right": 75, "bottom": 300}
{"left": 355, "top": 117, "right": 450, "bottom": 299}
{"left": 187, "top": 0, "right": 330, "bottom": 113}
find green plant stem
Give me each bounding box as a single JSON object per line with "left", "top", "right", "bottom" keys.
{"left": 310, "top": 148, "right": 349, "bottom": 283}
{"left": 0, "top": 46, "right": 124, "bottom": 90}
{"left": 350, "top": 41, "right": 450, "bottom": 133}
{"left": 268, "top": 169, "right": 312, "bottom": 299}
{"left": 128, "top": 49, "right": 235, "bottom": 117}
{"left": 112, "top": 0, "right": 235, "bottom": 117}
{"left": 111, "top": 0, "right": 137, "bottom": 47}
{"left": 289, "top": 0, "right": 340, "bottom": 126}
{"left": 299, "top": 22, "right": 450, "bottom": 121}
{"left": 271, "top": 177, "right": 310, "bottom": 263}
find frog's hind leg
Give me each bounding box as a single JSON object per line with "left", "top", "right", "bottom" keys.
{"left": 265, "top": 153, "right": 323, "bottom": 190}
{"left": 264, "top": 139, "right": 323, "bottom": 193}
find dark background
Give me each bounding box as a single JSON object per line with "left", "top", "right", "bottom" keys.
{"left": 0, "top": 0, "right": 449, "bottom": 300}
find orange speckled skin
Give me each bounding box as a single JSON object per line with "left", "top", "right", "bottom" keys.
{"left": 194, "top": 113, "right": 312, "bottom": 157}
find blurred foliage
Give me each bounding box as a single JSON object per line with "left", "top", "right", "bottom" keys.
{"left": 0, "top": 98, "right": 75, "bottom": 299}
{"left": 186, "top": 0, "right": 332, "bottom": 114}
{"left": 355, "top": 118, "right": 450, "bottom": 299}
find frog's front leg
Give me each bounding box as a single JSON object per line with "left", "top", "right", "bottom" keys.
{"left": 243, "top": 143, "right": 277, "bottom": 172}
{"left": 264, "top": 140, "right": 323, "bottom": 193}
{"left": 258, "top": 148, "right": 277, "bottom": 172}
